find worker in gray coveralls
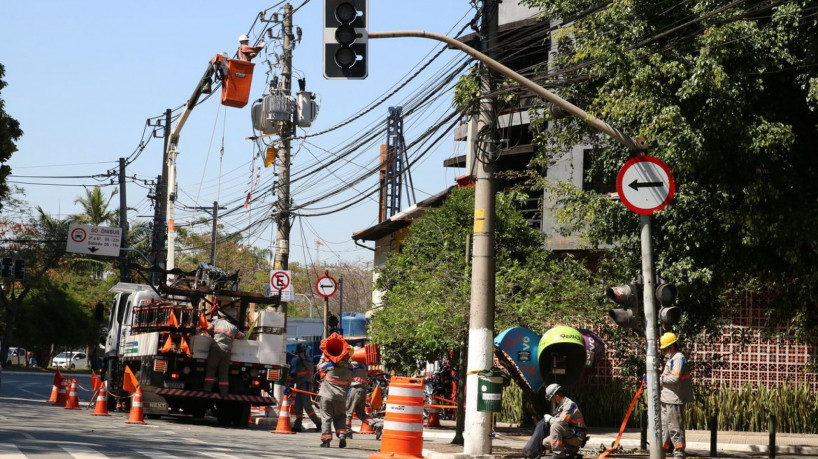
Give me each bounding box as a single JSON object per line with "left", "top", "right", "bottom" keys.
{"left": 203, "top": 312, "right": 244, "bottom": 396}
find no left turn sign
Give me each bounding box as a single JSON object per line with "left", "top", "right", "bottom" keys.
{"left": 315, "top": 275, "right": 338, "bottom": 298}
{"left": 616, "top": 156, "right": 675, "bottom": 215}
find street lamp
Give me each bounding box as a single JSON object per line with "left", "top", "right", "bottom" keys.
{"left": 294, "top": 293, "right": 319, "bottom": 318}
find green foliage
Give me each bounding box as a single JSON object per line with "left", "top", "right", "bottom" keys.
{"left": 453, "top": 65, "right": 480, "bottom": 115}
{"left": 498, "top": 381, "right": 524, "bottom": 425}
{"left": 523, "top": 0, "right": 818, "bottom": 340}
{"left": 0, "top": 63, "right": 23, "bottom": 211}
{"left": 72, "top": 187, "right": 118, "bottom": 226}
{"left": 370, "top": 187, "right": 603, "bottom": 373}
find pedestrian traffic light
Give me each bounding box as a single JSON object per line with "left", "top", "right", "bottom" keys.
{"left": 323, "top": 0, "right": 368, "bottom": 80}
{"left": 655, "top": 279, "right": 681, "bottom": 329}
{"left": 13, "top": 259, "right": 25, "bottom": 280}
{"left": 606, "top": 281, "right": 643, "bottom": 331}
{"left": 1, "top": 257, "right": 12, "bottom": 278}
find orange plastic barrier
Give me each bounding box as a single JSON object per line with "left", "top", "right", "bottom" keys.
{"left": 370, "top": 376, "right": 425, "bottom": 459}
{"left": 221, "top": 58, "right": 255, "bottom": 108}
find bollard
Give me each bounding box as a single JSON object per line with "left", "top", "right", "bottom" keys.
{"left": 709, "top": 412, "right": 718, "bottom": 457}
{"left": 769, "top": 414, "right": 776, "bottom": 459}
{"left": 640, "top": 409, "right": 647, "bottom": 451}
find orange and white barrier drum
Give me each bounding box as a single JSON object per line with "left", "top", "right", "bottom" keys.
{"left": 370, "top": 377, "right": 424, "bottom": 459}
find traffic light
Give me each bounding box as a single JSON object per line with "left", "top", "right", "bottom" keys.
{"left": 656, "top": 279, "right": 681, "bottom": 329}
{"left": 606, "top": 281, "right": 643, "bottom": 331}
{"left": 13, "top": 259, "right": 25, "bottom": 280}
{"left": 1, "top": 257, "right": 11, "bottom": 278}
{"left": 323, "top": 0, "right": 368, "bottom": 79}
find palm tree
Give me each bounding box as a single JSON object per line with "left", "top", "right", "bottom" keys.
{"left": 73, "top": 187, "right": 118, "bottom": 226}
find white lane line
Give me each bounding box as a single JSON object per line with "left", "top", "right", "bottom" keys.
{"left": 133, "top": 450, "right": 179, "bottom": 459}
{"left": 18, "top": 387, "right": 44, "bottom": 398}
{"left": 19, "top": 432, "right": 35, "bottom": 440}
{"left": 0, "top": 444, "right": 25, "bottom": 459}
{"left": 60, "top": 445, "right": 108, "bottom": 459}
{"left": 200, "top": 452, "right": 242, "bottom": 459}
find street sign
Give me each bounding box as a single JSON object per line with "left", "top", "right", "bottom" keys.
{"left": 616, "top": 156, "right": 675, "bottom": 215}
{"left": 66, "top": 224, "right": 122, "bottom": 257}
{"left": 268, "top": 270, "right": 293, "bottom": 302}
{"left": 315, "top": 275, "right": 338, "bottom": 298}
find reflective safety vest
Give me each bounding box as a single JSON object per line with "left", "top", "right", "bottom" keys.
{"left": 552, "top": 396, "right": 586, "bottom": 430}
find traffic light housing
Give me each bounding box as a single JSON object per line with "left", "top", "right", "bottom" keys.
{"left": 323, "top": 0, "right": 368, "bottom": 79}
{"left": 656, "top": 280, "right": 681, "bottom": 329}
{"left": 1, "top": 257, "right": 11, "bottom": 278}
{"left": 13, "top": 259, "right": 25, "bottom": 280}
{"left": 606, "top": 281, "right": 643, "bottom": 331}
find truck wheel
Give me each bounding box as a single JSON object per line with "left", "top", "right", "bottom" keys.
{"left": 234, "top": 404, "right": 251, "bottom": 427}
{"left": 216, "top": 405, "right": 235, "bottom": 426}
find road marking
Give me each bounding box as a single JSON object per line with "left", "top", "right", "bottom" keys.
{"left": 19, "top": 387, "right": 44, "bottom": 398}
{"left": 19, "top": 433, "right": 35, "bottom": 440}
{"left": 200, "top": 452, "right": 243, "bottom": 459}
{"left": 60, "top": 445, "right": 108, "bottom": 459}
{"left": 0, "top": 444, "right": 25, "bottom": 458}
{"left": 133, "top": 450, "right": 179, "bottom": 459}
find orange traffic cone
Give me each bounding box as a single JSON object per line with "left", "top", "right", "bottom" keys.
{"left": 64, "top": 379, "right": 81, "bottom": 410}
{"left": 49, "top": 369, "right": 64, "bottom": 404}
{"left": 91, "top": 383, "right": 112, "bottom": 416}
{"left": 54, "top": 378, "right": 68, "bottom": 407}
{"left": 125, "top": 387, "right": 147, "bottom": 425}
{"left": 358, "top": 402, "right": 376, "bottom": 434}
{"left": 271, "top": 395, "right": 296, "bottom": 434}
{"left": 427, "top": 409, "right": 441, "bottom": 427}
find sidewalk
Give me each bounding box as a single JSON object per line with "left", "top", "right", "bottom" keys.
{"left": 418, "top": 421, "right": 818, "bottom": 458}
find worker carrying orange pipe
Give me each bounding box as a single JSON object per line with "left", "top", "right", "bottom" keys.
{"left": 238, "top": 34, "right": 266, "bottom": 61}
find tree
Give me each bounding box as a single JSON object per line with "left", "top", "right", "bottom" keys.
{"left": 520, "top": 0, "right": 818, "bottom": 341}
{"left": 73, "top": 187, "right": 118, "bottom": 226}
{"left": 0, "top": 63, "right": 22, "bottom": 211}
{"left": 370, "top": 187, "right": 602, "bottom": 373}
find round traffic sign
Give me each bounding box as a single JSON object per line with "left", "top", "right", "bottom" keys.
{"left": 315, "top": 275, "right": 338, "bottom": 298}
{"left": 270, "top": 270, "right": 290, "bottom": 290}
{"left": 71, "top": 227, "right": 87, "bottom": 243}
{"left": 616, "top": 156, "right": 675, "bottom": 215}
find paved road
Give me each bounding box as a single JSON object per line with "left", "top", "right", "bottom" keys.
{"left": 0, "top": 372, "right": 378, "bottom": 458}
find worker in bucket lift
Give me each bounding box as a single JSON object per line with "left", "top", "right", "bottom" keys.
{"left": 203, "top": 311, "right": 244, "bottom": 396}
{"left": 238, "top": 34, "right": 266, "bottom": 61}
{"left": 289, "top": 343, "right": 321, "bottom": 432}
{"left": 317, "top": 346, "right": 353, "bottom": 448}
{"left": 522, "top": 383, "right": 588, "bottom": 459}
{"left": 345, "top": 345, "right": 375, "bottom": 438}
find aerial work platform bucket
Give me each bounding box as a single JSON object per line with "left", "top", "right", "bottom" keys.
{"left": 221, "top": 58, "right": 255, "bottom": 108}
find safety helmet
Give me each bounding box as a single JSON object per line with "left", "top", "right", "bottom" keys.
{"left": 544, "top": 383, "right": 562, "bottom": 401}
{"left": 660, "top": 332, "right": 678, "bottom": 349}
{"left": 238, "top": 34, "right": 250, "bottom": 42}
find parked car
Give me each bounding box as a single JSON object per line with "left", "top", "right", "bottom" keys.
{"left": 6, "top": 347, "right": 26, "bottom": 366}
{"left": 52, "top": 351, "right": 88, "bottom": 369}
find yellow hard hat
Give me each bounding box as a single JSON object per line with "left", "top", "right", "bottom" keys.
{"left": 659, "top": 332, "right": 678, "bottom": 349}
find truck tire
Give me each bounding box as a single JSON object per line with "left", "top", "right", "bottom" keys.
{"left": 234, "top": 403, "right": 251, "bottom": 427}
{"left": 216, "top": 405, "right": 236, "bottom": 426}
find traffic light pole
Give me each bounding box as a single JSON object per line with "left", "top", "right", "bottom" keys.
{"left": 640, "top": 215, "right": 664, "bottom": 459}
{"left": 369, "top": 25, "right": 649, "bottom": 456}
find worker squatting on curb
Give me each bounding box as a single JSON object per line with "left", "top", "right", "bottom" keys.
{"left": 318, "top": 349, "right": 353, "bottom": 448}
{"left": 204, "top": 313, "right": 244, "bottom": 396}
{"left": 522, "top": 383, "right": 588, "bottom": 459}
{"left": 660, "top": 332, "right": 694, "bottom": 459}
{"left": 289, "top": 343, "right": 321, "bottom": 432}
{"left": 346, "top": 346, "right": 375, "bottom": 438}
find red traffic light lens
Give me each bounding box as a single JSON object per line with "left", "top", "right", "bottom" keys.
{"left": 335, "top": 2, "right": 357, "bottom": 23}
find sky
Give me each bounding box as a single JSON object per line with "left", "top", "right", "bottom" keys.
{"left": 0, "top": 0, "right": 477, "bottom": 268}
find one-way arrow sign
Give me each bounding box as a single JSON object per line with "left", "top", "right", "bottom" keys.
{"left": 616, "top": 156, "right": 675, "bottom": 215}
{"left": 315, "top": 275, "right": 338, "bottom": 298}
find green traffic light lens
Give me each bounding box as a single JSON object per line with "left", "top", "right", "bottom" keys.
{"left": 335, "top": 2, "right": 357, "bottom": 23}
{"left": 335, "top": 47, "right": 357, "bottom": 68}
{"left": 335, "top": 25, "right": 356, "bottom": 46}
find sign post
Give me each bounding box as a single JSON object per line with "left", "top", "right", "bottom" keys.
{"left": 617, "top": 155, "right": 675, "bottom": 459}
{"left": 316, "top": 273, "right": 338, "bottom": 339}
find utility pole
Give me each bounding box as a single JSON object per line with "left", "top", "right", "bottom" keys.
{"left": 152, "top": 109, "right": 171, "bottom": 284}
{"left": 118, "top": 158, "right": 129, "bottom": 282}
{"left": 270, "top": 1, "right": 295, "bottom": 415}
{"left": 462, "top": 0, "right": 498, "bottom": 453}
{"left": 190, "top": 201, "right": 226, "bottom": 265}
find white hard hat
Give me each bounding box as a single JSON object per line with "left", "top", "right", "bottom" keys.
{"left": 238, "top": 34, "right": 250, "bottom": 42}
{"left": 545, "top": 383, "right": 562, "bottom": 401}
